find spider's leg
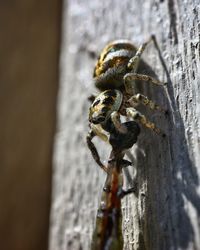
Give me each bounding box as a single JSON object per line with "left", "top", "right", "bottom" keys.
{"left": 124, "top": 72, "right": 165, "bottom": 87}
{"left": 124, "top": 36, "right": 167, "bottom": 94}
{"left": 124, "top": 37, "right": 153, "bottom": 94}
{"left": 124, "top": 72, "right": 166, "bottom": 95}
{"left": 110, "top": 111, "right": 127, "bottom": 134}
{"left": 128, "top": 93, "right": 166, "bottom": 113}
{"left": 90, "top": 123, "right": 109, "bottom": 142}
{"left": 126, "top": 107, "right": 165, "bottom": 137}
{"left": 127, "top": 37, "right": 153, "bottom": 72}
{"left": 86, "top": 129, "right": 108, "bottom": 172}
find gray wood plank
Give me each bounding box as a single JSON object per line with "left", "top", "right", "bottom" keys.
{"left": 49, "top": 1, "right": 200, "bottom": 249}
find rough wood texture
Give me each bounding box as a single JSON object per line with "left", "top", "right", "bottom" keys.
{"left": 0, "top": 1, "right": 62, "bottom": 250}
{"left": 49, "top": 0, "right": 200, "bottom": 249}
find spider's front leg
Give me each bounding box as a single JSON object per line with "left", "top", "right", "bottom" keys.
{"left": 110, "top": 111, "right": 127, "bottom": 134}
{"left": 128, "top": 93, "right": 166, "bottom": 113}
{"left": 86, "top": 129, "right": 108, "bottom": 173}
{"left": 126, "top": 107, "right": 165, "bottom": 137}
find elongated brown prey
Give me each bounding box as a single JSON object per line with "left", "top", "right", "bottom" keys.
{"left": 91, "top": 121, "right": 140, "bottom": 250}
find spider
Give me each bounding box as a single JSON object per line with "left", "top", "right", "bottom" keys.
{"left": 86, "top": 36, "right": 166, "bottom": 172}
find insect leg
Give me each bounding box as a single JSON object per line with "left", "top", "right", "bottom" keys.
{"left": 108, "top": 158, "right": 132, "bottom": 168}
{"left": 86, "top": 129, "right": 108, "bottom": 172}
{"left": 126, "top": 107, "right": 165, "bottom": 137}
{"left": 118, "top": 186, "right": 137, "bottom": 198}
{"left": 128, "top": 93, "right": 166, "bottom": 113}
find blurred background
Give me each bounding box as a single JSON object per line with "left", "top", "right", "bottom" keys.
{"left": 0, "top": 1, "right": 62, "bottom": 250}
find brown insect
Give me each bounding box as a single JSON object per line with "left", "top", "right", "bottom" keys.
{"left": 91, "top": 121, "right": 140, "bottom": 250}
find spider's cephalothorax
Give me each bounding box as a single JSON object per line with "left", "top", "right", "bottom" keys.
{"left": 87, "top": 36, "right": 166, "bottom": 171}
{"left": 93, "top": 40, "right": 138, "bottom": 91}
{"left": 89, "top": 89, "right": 122, "bottom": 125}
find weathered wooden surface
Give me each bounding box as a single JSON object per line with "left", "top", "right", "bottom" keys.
{"left": 0, "top": 1, "right": 62, "bottom": 250}
{"left": 49, "top": 0, "right": 200, "bottom": 249}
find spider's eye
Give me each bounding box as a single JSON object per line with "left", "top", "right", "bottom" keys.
{"left": 92, "top": 116, "right": 105, "bottom": 124}
{"left": 92, "top": 99, "right": 100, "bottom": 107}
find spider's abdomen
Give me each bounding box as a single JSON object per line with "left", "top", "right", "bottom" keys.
{"left": 94, "top": 40, "right": 137, "bottom": 91}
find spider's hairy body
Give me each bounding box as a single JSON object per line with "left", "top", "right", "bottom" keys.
{"left": 94, "top": 40, "right": 138, "bottom": 91}
{"left": 87, "top": 36, "right": 166, "bottom": 171}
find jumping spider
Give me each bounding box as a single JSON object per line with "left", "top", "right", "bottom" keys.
{"left": 87, "top": 36, "right": 166, "bottom": 172}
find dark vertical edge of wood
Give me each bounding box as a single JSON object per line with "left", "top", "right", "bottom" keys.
{"left": 47, "top": 0, "right": 63, "bottom": 248}
{"left": 0, "top": 1, "right": 63, "bottom": 250}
